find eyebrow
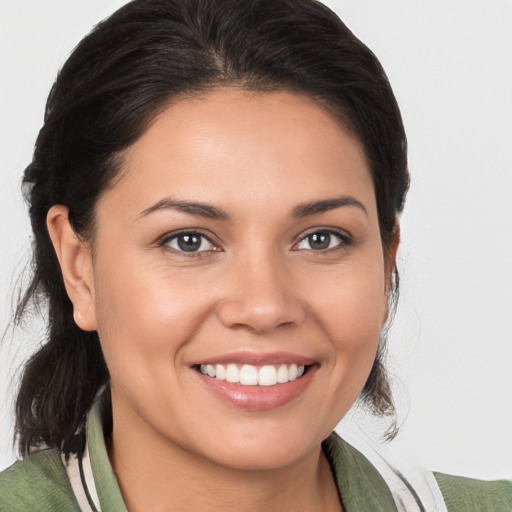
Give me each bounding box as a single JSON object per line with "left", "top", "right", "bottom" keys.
{"left": 139, "top": 197, "right": 230, "bottom": 220}
{"left": 139, "top": 194, "right": 367, "bottom": 221}
{"left": 292, "top": 196, "right": 368, "bottom": 217}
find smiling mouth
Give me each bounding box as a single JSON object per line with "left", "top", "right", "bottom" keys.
{"left": 196, "top": 363, "right": 308, "bottom": 387}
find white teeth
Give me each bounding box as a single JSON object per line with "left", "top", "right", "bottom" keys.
{"left": 258, "top": 365, "right": 277, "bottom": 386}
{"left": 225, "top": 364, "right": 240, "bottom": 383}
{"left": 215, "top": 364, "right": 226, "bottom": 381}
{"left": 276, "top": 364, "right": 289, "bottom": 383}
{"left": 198, "top": 362, "right": 308, "bottom": 386}
{"left": 240, "top": 364, "right": 258, "bottom": 385}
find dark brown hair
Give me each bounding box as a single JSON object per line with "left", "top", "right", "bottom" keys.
{"left": 15, "top": 0, "right": 409, "bottom": 455}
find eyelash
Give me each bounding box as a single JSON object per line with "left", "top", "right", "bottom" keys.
{"left": 293, "top": 228, "right": 351, "bottom": 253}
{"left": 158, "top": 228, "right": 351, "bottom": 257}
{"left": 159, "top": 230, "right": 219, "bottom": 257}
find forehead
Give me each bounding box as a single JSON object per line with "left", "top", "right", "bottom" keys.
{"left": 100, "top": 88, "right": 376, "bottom": 221}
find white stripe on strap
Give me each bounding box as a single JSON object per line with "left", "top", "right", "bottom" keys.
{"left": 61, "top": 451, "right": 97, "bottom": 512}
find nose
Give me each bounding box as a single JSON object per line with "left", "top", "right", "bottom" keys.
{"left": 216, "top": 255, "right": 306, "bottom": 334}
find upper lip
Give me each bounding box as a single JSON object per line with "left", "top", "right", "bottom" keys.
{"left": 192, "top": 351, "right": 316, "bottom": 367}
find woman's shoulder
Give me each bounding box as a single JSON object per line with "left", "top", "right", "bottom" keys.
{"left": 325, "top": 432, "right": 512, "bottom": 512}
{"left": 434, "top": 471, "right": 512, "bottom": 512}
{"left": 0, "top": 448, "right": 80, "bottom": 511}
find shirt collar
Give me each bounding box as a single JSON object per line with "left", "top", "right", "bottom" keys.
{"left": 86, "top": 396, "right": 128, "bottom": 512}
{"left": 84, "top": 395, "right": 397, "bottom": 512}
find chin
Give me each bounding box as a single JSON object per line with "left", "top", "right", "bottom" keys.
{"left": 189, "top": 419, "right": 325, "bottom": 472}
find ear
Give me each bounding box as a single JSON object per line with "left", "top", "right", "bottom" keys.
{"left": 382, "top": 223, "right": 400, "bottom": 323}
{"left": 386, "top": 223, "right": 400, "bottom": 287}
{"left": 47, "top": 205, "right": 97, "bottom": 331}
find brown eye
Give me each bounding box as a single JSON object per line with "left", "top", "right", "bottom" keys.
{"left": 178, "top": 234, "right": 202, "bottom": 252}
{"left": 164, "top": 232, "right": 216, "bottom": 253}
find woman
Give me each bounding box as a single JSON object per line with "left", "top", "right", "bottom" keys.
{"left": 0, "top": 0, "right": 510, "bottom": 510}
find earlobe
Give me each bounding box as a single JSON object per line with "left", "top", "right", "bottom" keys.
{"left": 387, "top": 223, "right": 400, "bottom": 282}
{"left": 382, "top": 223, "right": 400, "bottom": 324}
{"left": 47, "top": 205, "right": 97, "bottom": 331}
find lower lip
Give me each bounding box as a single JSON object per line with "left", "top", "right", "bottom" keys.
{"left": 195, "top": 365, "right": 318, "bottom": 411}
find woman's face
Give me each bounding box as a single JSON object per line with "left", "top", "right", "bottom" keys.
{"left": 85, "top": 88, "right": 393, "bottom": 470}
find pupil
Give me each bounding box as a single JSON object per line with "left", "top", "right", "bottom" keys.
{"left": 178, "top": 234, "right": 201, "bottom": 252}
{"left": 309, "top": 232, "right": 330, "bottom": 250}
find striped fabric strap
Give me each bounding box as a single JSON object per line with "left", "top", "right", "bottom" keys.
{"left": 61, "top": 450, "right": 97, "bottom": 512}
{"left": 61, "top": 433, "right": 102, "bottom": 512}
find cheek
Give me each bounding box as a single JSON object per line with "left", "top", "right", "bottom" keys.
{"left": 312, "top": 260, "right": 386, "bottom": 337}
{"left": 307, "top": 260, "right": 386, "bottom": 378}
{"left": 92, "top": 257, "right": 213, "bottom": 387}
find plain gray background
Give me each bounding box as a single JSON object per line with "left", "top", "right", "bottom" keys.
{"left": 1, "top": 0, "right": 511, "bottom": 478}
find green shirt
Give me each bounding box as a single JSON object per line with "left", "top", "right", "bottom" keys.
{"left": 1, "top": 399, "right": 511, "bottom": 511}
